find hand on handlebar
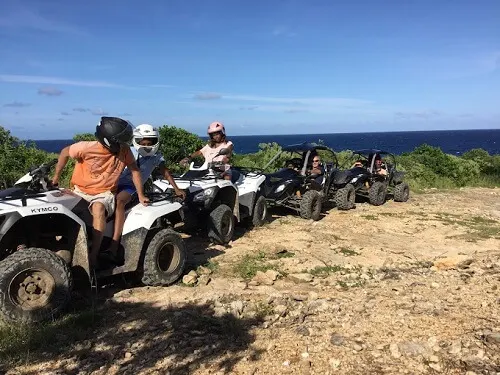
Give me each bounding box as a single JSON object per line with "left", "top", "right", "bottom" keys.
{"left": 180, "top": 158, "right": 190, "bottom": 167}
{"left": 174, "top": 188, "right": 186, "bottom": 200}
{"left": 139, "top": 194, "right": 150, "bottom": 206}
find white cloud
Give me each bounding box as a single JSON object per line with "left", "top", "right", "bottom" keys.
{"left": 0, "top": 2, "right": 87, "bottom": 36}
{"left": 0, "top": 74, "right": 126, "bottom": 88}
{"left": 38, "top": 86, "right": 64, "bottom": 96}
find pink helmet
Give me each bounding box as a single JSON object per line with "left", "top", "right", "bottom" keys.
{"left": 207, "top": 121, "right": 225, "bottom": 135}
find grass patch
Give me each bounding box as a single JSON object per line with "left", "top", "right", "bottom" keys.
{"left": 336, "top": 247, "right": 360, "bottom": 256}
{"left": 253, "top": 302, "right": 274, "bottom": 319}
{"left": 233, "top": 251, "right": 282, "bottom": 280}
{"left": 308, "top": 265, "right": 346, "bottom": 277}
{"left": 0, "top": 308, "right": 102, "bottom": 366}
{"left": 379, "top": 212, "right": 398, "bottom": 217}
{"left": 201, "top": 259, "right": 220, "bottom": 273}
{"left": 361, "top": 214, "right": 377, "bottom": 220}
{"left": 431, "top": 213, "right": 500, "bottom": 241}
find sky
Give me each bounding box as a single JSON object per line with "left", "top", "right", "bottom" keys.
{"left": 0, "top": 0, "right": 499, "bottom": 139}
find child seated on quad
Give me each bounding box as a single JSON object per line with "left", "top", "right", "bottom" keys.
{"left": 180, "top": 122, "right": 239, "bottom": 182}
{"left": 105, "top": 124, "right": 186, "bottom": 264}
{"left": 51, "top": 117, "right": 149, "bottom": 268}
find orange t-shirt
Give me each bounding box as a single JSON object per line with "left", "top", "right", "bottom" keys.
{"left": 69, "top": 141, "right": 135, "bottom": 195}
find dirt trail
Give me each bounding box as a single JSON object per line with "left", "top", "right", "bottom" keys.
{"left": 7, "top": 187, "right": 500, "bottom": 375}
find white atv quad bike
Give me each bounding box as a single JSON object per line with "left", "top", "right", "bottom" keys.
{"left": 153, "top": 148, "right": 267, "bottom": 245}
{"left": 0, "top": 160, "right": 187, "bottom": 324}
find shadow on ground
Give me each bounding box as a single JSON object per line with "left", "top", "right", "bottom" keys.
{"left": 1, "top": 301, "right": 265, "bottom": 375}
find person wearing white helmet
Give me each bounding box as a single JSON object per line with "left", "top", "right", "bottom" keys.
{"left": 103, "top": 123, "right": 186, "bottom": 264}
{"left": 180, "top": 121, "right": 237, "bottom": 181}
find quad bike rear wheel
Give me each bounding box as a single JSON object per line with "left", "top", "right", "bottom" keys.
{"left": 299, "top": 190, "right": 322, "bottom": 221}
{"left": 369, "top": 181, "right": 387, "bottom": 206}
{"left": 208, "top": 204, "right": 235, "bottom": 245}
{"left": 0, "top": 248, "right": 73, "bottom": 324}
{"left": 142, "top": 229, "right": 187, "bottom": 286}
{"left": 335, "top": 184, "right": 356, "bottom": 210}
{"left": 252, "top": 195, "right": 269, "bottom": 227}
{"left": 393, "top": 182, "right": 410, "bottom": 202}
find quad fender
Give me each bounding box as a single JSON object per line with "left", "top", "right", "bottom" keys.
{"left": 1, "top": 204, "right": 91, "bottom": 281}
{"left": 118, "top": 200, "right": 184, "bottom": 274}
{"left": 236, "top": 173, "right": 266, "bottom": 217}
{"left": 122, "top": 200, "right": 183, "bottom": 235}
{"left": 213, "top": 186, "right": 240, "bottom": 221}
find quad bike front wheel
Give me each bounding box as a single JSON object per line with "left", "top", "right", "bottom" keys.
{"left": 369, "top": 181, "right": 387, "bottom": 206}
{"left": 0, "top": 248, "right": 73, "bottom": 324}
{"left": 393, "top": 182, "right": 410, "bottom": 202}
{"left": 142, "top": 229, "right": 187, "bottom": 286}
{"left": 252, "top": 195, "right": 269, "bottom": 227}
{"left": 335, "top": 184, "right": 356, "bottom": 210}
{"left": 299, "top": 190, "right": 322, "bottom": 221}
{"left": 208, "top": 204, "right": 235, "bottom": 245}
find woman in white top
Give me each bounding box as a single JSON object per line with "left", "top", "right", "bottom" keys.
{"left": 181, "top": 121, "right": 235, "bottom": 181}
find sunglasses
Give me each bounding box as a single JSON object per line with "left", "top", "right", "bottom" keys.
{"left": 313, "top": 159, "right": 320, "bottom": 162}
{"left": 209, "top": 131, "right": 223, "bottom": 137}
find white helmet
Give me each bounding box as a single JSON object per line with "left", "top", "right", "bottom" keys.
{"left": 132, "top": 124, "right": 160, "bottom": 157}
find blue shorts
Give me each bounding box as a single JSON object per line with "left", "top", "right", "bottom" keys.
{"left": 117, "top": 184, "right": 136, "bottom": 195}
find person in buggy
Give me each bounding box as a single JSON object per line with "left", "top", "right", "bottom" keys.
{"left": 51, "top": 116, "right": 149, "bottom": 268}
{"left": 105, "top": 124, "right": 187, "bottom": 264}
{"left": 180, "top": 121, "right": 240, "bottom": 183}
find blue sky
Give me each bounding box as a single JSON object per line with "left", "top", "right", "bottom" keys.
{"left": 0, "top": 0, "right": 499, "bottom": 139}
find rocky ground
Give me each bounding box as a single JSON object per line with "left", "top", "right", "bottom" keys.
{"left": 5, "top": 187, "right": 500, "bottom": 375}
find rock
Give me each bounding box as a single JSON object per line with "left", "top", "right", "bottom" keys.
{"left": 187, "top": 269, "right": 198, "bottom": 277}
{"left": 282, "top": 360, "right": 290, "bottom": 366}
{"left": 448, "top": 340, "right": 462, "bottom": 354}
{"left": 231, "top": 300, "right": 244, "bottom": 316}
{"left": 330, "top": 333, "right": 345, "bottom": 346}
{"left": 266, "top": 269, "right": 281, "bottom": 281}
{"left": 428, "top": 363, "right": 442, "bottom": 372}
{"left": 431, "top": 282, "right": 440, "bottom": 289}
{"left": 124, "top": 352, "right": 133, "bottom": 359}
{"left": 352, "top": 344, "right": 363, "bottom": 351}
{"left": 429, "top": 355, "right": 440, "bottom": 363}
{"left": 308, "top": 299, "right": 329, "bottom": 313}
{"left": 182, "top": 274, "right": 197, "bottom": 285}
{"left": 251, "top": 270, "right": 279, "bottom": 286}
{"left": 197, "top": 266, "right": 212, "bottom": 275}
{"left": 398, "top": 341, "right": 429, "bottom": 357}
{"left": 329, "top": 358, "right": 341, "bottom": 369}
{"left": 198, "top": 274, "right": 211, "bottom": 286}
{"left": 389, "top": 343, "right": 401, "bottom": 359}
{"left": 288, "top": 273, "right": 314, "bottom": 283}
{"left": 296, "top": 326, "right": 310, "bottom": 336}
{"left": 274, "top": 304, "right": 288, "bottom": 316}
{"left": 484, "top": 332, "right": 500, "bottom": 344}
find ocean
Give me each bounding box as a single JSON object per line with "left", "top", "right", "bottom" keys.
{"left": 32, "top": 129, "right": 500, "bottom": 156}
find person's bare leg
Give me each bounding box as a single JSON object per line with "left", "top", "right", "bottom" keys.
{"left": 109, "top": 191, "right": 131, "bottom": 256}
{"left": 89, "top": 202, "right": 107, "bottom": 267}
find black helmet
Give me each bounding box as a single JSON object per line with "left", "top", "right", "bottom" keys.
{"left": 95, "top": 116, "right": 133, "bottom": 154}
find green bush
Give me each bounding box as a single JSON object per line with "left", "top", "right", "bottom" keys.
{"left": 157, "top": 125, "right": 205, "bottom": 174}
{"left": 1, "top": 125, "right": 499, "bottom": 191}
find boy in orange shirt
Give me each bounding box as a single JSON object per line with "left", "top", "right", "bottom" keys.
{"left": 52, "top": 117, "right": 149, "bottom": 268}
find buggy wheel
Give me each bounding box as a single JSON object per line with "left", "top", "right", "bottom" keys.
{"left": 369, "top": 181, "right": 387, "bottom": 206}
{"left": 0, "top": 248, "right": 73, "bottom": 324}
{"left": 299, "top": 190, "right": 322, "bottom": 221}
{"left": 394, "top": 182, "right": 410, "bottom": 202}
{"left": 252, "top": 195, "right": 269, "bottom": 227}
{"left": 335, "top": 184, "right": 356, "bottom": 210}
{"left": 142, "top": 229, "right": 187, "bottom": 286}
{"left": 208, "top": 204, "right": 235, "bottom": 245}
